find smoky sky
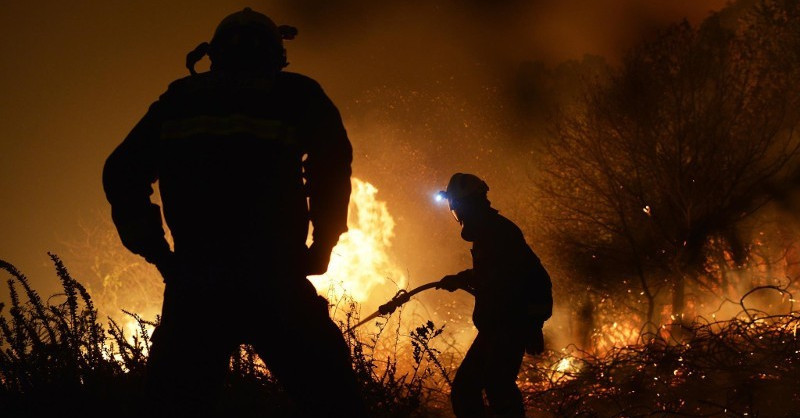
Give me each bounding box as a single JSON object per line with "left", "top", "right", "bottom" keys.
{"left": 279, "top": 0, "right": 727, "bottom": 89}
{"left": 0, "top": 0, "right": 726, "bottom": 298}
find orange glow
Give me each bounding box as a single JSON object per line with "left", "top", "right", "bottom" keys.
{"left": 593, "top": 319, "right": 642, "bottom": 352}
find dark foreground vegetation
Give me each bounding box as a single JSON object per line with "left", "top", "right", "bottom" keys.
{"left": 0, "top": 256, "right": 448, "bottom": 418}
{"left": 3, "top": 257, "right": 800, "bottom": 417}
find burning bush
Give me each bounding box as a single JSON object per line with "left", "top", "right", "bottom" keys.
{"left": 522, "top": 308, "right": 800, "bottom": 416}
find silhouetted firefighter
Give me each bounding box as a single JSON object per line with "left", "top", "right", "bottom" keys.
{"left": 103, "top": 8, "right": 365, "bottom": 418}
{"left": 436, "top": 173, "right": 553, "bottom": 418}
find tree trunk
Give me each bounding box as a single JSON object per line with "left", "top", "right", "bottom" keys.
{"left": 671, "top": 274, "right": 685, "bottom": 321}
{"left": 576, "top": 299, "right": 595, "bottom": 351}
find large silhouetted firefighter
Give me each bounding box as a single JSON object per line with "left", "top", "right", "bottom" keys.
{"left": 435, "top": 173, "right": 553, "bottom": 418}
{"left": 103, "top": 8, "right": 365, "bottom": 417}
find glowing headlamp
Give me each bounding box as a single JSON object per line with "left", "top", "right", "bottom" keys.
{"left": 434, "top": 190, "right": 461, "bottom": 223}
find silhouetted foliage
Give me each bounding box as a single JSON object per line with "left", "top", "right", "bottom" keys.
{"left": 0, "top": 254, "right": 141, "bottom": 417}
{"left": 0, "top": 257, "right": 450, "bottom": 417}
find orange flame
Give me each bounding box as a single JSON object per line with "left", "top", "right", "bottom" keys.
{"left": 308, "top": 178, "right": 407, "bottom": 307}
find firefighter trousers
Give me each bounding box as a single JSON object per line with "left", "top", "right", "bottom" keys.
{"left": 144, "top": 272, "right": 365, "bottom": 418}
{"left": 451, "top": 327, "right": 526, "bottom": 417}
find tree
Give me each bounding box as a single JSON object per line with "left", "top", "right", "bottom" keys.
{"left": 538, "top": 5, "right": 800, "bottom": 330}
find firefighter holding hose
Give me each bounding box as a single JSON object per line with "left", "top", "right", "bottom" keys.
{"left": 103, "top": 8, "right": 364, "bottom": 417}
{"left": 436, "top": 173, "right": 553, "bottom": 418}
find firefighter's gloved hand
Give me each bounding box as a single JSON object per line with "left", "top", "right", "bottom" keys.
{"left": 306, "top": 242, "right": 333, "bottom": 276}
{"left": 149, "top": 252, "right": 180, "bottom": 284}
{"left": 437, "top": 274, "right": 463, "bottom": 292}
{"left": 525, "top": 322, "right": 545, "bottom": 355}
{"left": 378, "top": 301, "right": 398, "bottom": 315}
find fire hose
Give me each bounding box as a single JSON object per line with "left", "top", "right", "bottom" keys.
{"left": 345, "top": 281, "right": 444, "bottom": 332}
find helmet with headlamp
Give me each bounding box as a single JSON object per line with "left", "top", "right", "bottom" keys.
{"left": 435, "top": 173, "right": 490, "bottom": 222}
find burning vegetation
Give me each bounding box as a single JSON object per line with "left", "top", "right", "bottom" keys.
{"left": 522, "top": 309, "right": 800, "bottom": 415}
{"left": 3, "top": 255, "right": 800, "bottom": 416}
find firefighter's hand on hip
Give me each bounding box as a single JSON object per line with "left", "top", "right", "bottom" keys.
{"left": 152, "top": 252, "right": 181, "bottom": 284}
{"left": 306, "top": 242, "right": 333, "bottom": 276}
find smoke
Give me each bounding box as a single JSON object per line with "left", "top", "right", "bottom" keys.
{"left": 276, "top": 0, "right": 727, "bottom": 88}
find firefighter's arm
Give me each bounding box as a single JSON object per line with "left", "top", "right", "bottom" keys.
{"left": 103, "top": 102, "right": 171, "bottom": 267}
{"left": 303, "top": 82, "right": 353, "bottom": 274}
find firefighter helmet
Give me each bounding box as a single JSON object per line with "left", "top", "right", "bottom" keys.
{"left": 443, "top": 173, "right": 490, "bottom": 222}
{"left": 187, "top": 8, "right": 297, "bottom": 75}
{"left": 445, "top": 173, "right": 489, "bottom": 202}
{"left": 211, "top": 8, "right": 282, "bottom": 48}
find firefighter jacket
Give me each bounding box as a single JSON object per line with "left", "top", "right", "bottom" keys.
{"left": 458, "top": 209, "right": 552, "bottom": 331}
{"left": 103, "top": 70, "right": 352, "bottom": 273}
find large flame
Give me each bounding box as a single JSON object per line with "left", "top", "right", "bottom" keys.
{"left": 308, "top": 178, "right": 407, "bottom": 306}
